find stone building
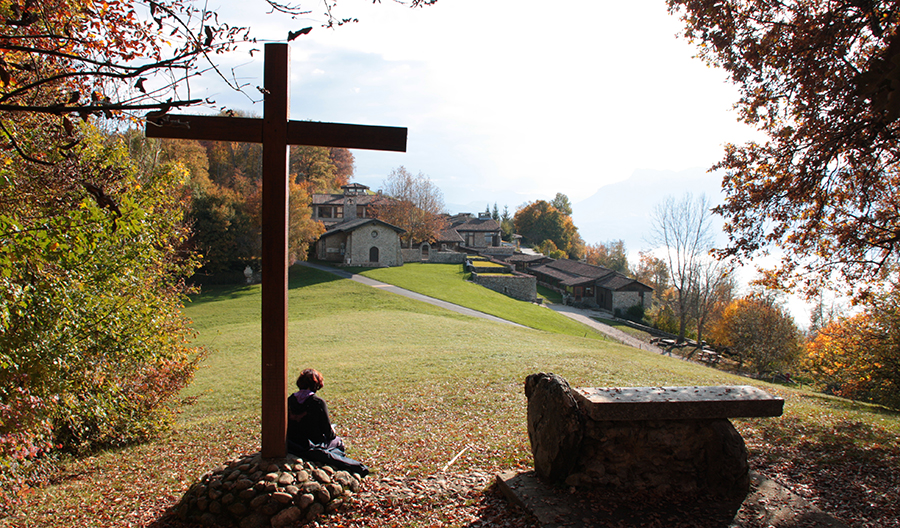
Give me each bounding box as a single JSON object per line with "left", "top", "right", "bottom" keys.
{"left": 528, "top": 259, "right": 653, "bottom": 312}
{"left": 315, "top": 218, "right": 406, "bottom": 267}
{"left": 310, "top": 183, "right": 386, "bottom": 228}
{"left": 446, "top": 212, "right": 502, "bottom": 249}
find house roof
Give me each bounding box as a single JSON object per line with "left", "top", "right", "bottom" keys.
{"left": 311, "top": 193, "right": 385, "bottom": 206}
{"left": 506, "top": 254, "right": 552, "bottom": 264}
{"left": 529, "top": 259, "right": 653, "bottom": 292}
{"left": 320, "top": 218, "right": 406, "bottom": 237}
{"left": 435, "top": 228, "right": 464, "bottom": 243}
{"left": 453, "top": 217, "right": 501, "bottom": 233}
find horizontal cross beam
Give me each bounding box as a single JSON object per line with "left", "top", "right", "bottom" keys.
{"left": 146, "top": 114, "right": 407, "bottom": 152}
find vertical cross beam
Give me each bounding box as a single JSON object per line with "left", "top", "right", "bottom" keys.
{"left": 260, "top": 43, "right": 290, "bottom": 459}
{"left": 145, "top": 42, "right": 406, "bottom": 461}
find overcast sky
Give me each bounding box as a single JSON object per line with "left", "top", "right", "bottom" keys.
{"left": 185, "top": 0, "right": 759, "bottom": 210}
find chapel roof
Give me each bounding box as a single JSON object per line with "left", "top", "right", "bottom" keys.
{"left": 320, "top": 217, "right": 406, "bottom": 237}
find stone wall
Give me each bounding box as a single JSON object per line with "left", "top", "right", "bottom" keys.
{"left": 472, "top": 273, "right": 536, "bottom": 302}
{"left": 400, "top": 250, "right": 467, "bottom": 264}
{"left": 430, "top": 251, "right": 467, "bottom": 264}
{"left": 611, "top": 290, "right": 650, "bottom": 312}
{"left": 346, "top": 225, "right": 402, "bottom": 267}
{"left": 401, "top": 248, "right": 423, "bottom": 262}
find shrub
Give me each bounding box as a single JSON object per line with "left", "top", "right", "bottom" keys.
{"left": 0, "top": 127, "right": 205, "bottom": 510}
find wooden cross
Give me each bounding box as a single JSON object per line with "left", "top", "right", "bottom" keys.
{"left": 146, "top": 43, "right": 407, "bottom": 458}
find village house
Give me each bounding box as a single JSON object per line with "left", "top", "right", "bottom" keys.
{"left": 315, "top": 218, "right": 406, "bottom": 267}
{"left": 528, "top": 259, "right": 653, "bottom": 313}
{"left": 310, "top": 183, "right": 384, "bottom": 228}
{"left": 311, "top": 183, "right": 406, "bottom": 267}
{"left": 446, "top": 212, "right": 502, "bottom": 249}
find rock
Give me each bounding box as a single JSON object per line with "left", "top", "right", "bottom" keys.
{"left": 227, "top": 502, "right": 248, "bottom": 516}
{"left": 316, "top": 486, "right": 331, "bottom": 503}
{"left": 284, "top": 484, "right": 299, "bottom": 496}
{"left": 271, "top": 506, "right": 303, "bottom": 528}
{"left": 305, "top": 502, "right": 325, "bottom": 522}
{"left": 238, "top": 488, "right": 256, "bottom": 501}
{"left": 295, "top": 470, "right": 309, "bottom": 483}
{"left": 264, "top": 472, "right": 280, "bottom": 482}
{"left": 249, "top": 494, "right": 269, "bottom": 510}
{"left": 333, "top": 471, "right": 353, "bottom": 487}
{"left": 312, "top": 469, "right": 331, "bottom": 484}
{"left": 294, "top": 493, "right": 315, "bottom": 510}
{"left": 276, "top": 472, "right": 295, "bottom": 486}
{"left": 325, "top": 483, "right": 343, "bottom": 498}
{"left": 302, "top": 481, "right": 321, "bottom": 493}
{"left": 272, "top": 491, "right": 293, "bottom": 504}
{"left": 525, "top": 372, "right": 584, "bottom": 483}
{"left": 239, "top": 512, "right": 269, "bottom": 528}
{"left": 199, "top": 513, "right": 218, "bottom": 526}
{"left": 234, "top": 478, "right": 253, "bottom": 491}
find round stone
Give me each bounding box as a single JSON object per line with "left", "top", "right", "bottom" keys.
{"left": 238, "top": 488, "right": 257, "bottom": 501}
{"left": 315, "top": 487, "right": 331, "bottom": 503}
{"left": 249, "top": 494, "right": 269, "bottom": 510}
{"left": 273, "top": 491, "right": 294, "bottom": 504}
{"left": 234, "top": 478, "right": 253, "bottom": 491}
{"left": 325, "top": 483, "right": 343, "bottom": 498}
{"left": 311, "top": 469, "right": 331, "bottom": 484}
{"left": 294, "top": 493, "right": 314, "bottom": 509}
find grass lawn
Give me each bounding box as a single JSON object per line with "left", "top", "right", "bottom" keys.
{"left": 347, "top": 262, "right": 607, "bottom": 340}
{"left": 592, "top": 317, "right": 655, "bottom": 341}
{"left": 4, "top": 264, "right": 900, "bottom": 527}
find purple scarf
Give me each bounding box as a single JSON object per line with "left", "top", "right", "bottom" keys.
{"left": 293, "top": 389, "right": 315, "bottom": 404}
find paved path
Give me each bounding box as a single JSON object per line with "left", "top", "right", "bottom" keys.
{"left": 546, "top": 303, "right": 666, "bottom": 354}
{"left": 296, "top": 261, "right": 526, "bottom": 328}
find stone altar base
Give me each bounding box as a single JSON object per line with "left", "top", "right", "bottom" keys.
{"left": 566, "top": 417, "right": 749, "bottom": 499}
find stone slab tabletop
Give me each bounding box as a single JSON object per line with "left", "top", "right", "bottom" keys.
{"left": 573, "top": 385, "right": 784, "bottom": 421}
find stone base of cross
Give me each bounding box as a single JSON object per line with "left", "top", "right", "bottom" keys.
{"left": 146, "top": 43, "right": 406, "bottom": 458}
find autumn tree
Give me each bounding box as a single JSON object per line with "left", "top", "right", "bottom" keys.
{"left": 668, "top": 0, "right": 900, "bottom": 298}
{"left": 649, "top": 193, "right": 716, "bottom": 341}
{"left": 583, "top": 240, "right": 630, "bottom": 274}
{"left": 708, "top": 296, "right": 802, "bottom": 375}
{"left": 514, "top": 199, "right": 583, "bottom": 259}
{"left": 635, "top": 251, "right": 670, "bottom": 298}
{"left": 370, "top": 166, "right": 447, "bottom": 247}
{"left": 537, "top": 239, "right": 567, "bottom": 260}
{"left": 805, "top": 296, "right": 900, "bottom": 408}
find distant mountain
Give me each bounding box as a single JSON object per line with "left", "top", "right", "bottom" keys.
{"left": 572, "top": 167, "right": 726, "bottom": 252}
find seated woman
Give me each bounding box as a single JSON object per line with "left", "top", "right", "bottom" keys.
{"left": 286, "top": 368, "right": 369, "bottom": 476}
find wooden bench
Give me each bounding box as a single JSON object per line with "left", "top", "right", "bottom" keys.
{"left": 525, "top": 374, "right": 784, "bottom": 501}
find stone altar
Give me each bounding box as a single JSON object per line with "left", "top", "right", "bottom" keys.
{"left": 525, "top": 373, "right": 783, "bottom": 501}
